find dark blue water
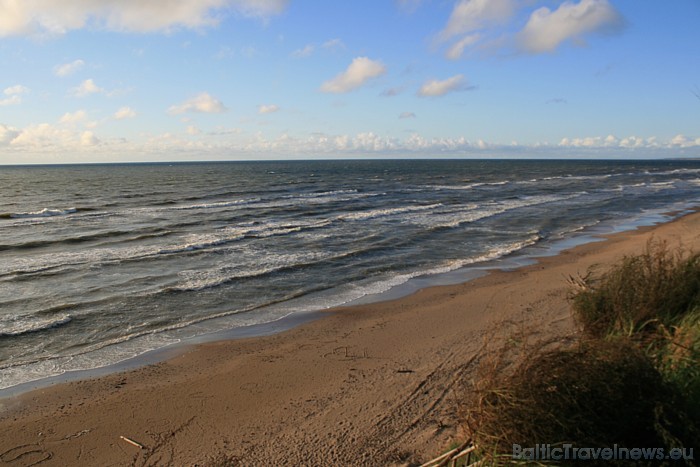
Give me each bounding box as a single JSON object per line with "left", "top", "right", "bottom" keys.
{"left": 1, "top": 159, "right": 699, "bottom": 390}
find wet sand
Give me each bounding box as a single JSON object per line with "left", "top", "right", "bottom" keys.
{"left": 1, "top": 211, "right": 699, "bottom": 466}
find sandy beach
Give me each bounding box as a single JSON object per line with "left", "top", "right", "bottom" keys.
{"left": 1, "top": 211, "right": 699, "bottom": 466}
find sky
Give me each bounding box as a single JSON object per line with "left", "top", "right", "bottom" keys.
{"left": 0, "top": 0, "right": 699, "bottom": 164}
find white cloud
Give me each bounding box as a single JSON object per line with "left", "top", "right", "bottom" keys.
{"left": 0, "top": 124, "right": 20, "bottom": 145}
{"left": 557, "top": 134, "right": 691, "bottom": 150}
{"left": 0, "top": 95, "right": 21, "bottom": 106}
{"left": 80, "top": 131, "right": 100, "bottom": 146}
{"left": 8, "top": 123, "right": 80, "bottom": 149}
{"left": 0, "top": 85, "right": 29, "bottom": 106}
{"left": 446, "top": 33, "right": 481, "bottom": 60}
{"left": 418, "top": 75, "right": 471, "bottom": 97}
{"left": 114, "top": 106, "right": 137, "bottom": 119}
{"left": 291, "top": 44, "right": 314, "bottom": 58}
{"left": 670, "top": 134, "right": 700, "bottom": 148}
{"left": 258, "top": 104, "right": 279, "bottom": 114}
{"left": 320, "top": 57, "right": 386, "bottom": 94}
{"left": 518, "top": 0, "right": 624, "bottom": 54}
{"left": 0, "top": 0, "right": 288, "bottom": 37}
{"left": 399, "top": 112, "right": 416, "bottom": 119}
{"left": 168, "top": 92, "right": 227, "bottom": 114}
{"left": 2, "top": 126, "right": 699, "bottom": 162}
{"left": 4, "top": 85, "right": 30, "bottom": 95}
{"left": 59, "top": 110, "right": 88, "bottom": 125}
{"left": 54, "top": 59, "right": 85, "bottom": 77}
{"left": 604, "top": 134, "right": 618, "bottom": 145}
{"left": 72, "top": 79, "right": 103, "bottom": 97}
{"left": 439, "top": 0, "right": 516, "bottom": 41}
{"left": 436, "top": 0, "right": 625, "bottom": 58}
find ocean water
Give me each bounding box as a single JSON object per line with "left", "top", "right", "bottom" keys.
{"left": 1, "top": 159, "right": 700, "bottom": 391}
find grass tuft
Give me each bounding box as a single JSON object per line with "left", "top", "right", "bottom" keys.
{"left": 571, "top": 240, "right": 700, "bottom": 340}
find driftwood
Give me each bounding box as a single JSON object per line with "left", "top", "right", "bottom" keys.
{"left": 420, "top": 441, "right": 477, "bottom": 467}
{"left": 119, "top": 435, "right": 145, "bottom": 449}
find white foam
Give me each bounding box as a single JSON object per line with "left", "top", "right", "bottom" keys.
{"left": 338, "top": 203, "right": 442, "bottom": 221}
{"left": 10, "top": 207, "right": 77, "bottom": 219}
{"left": 0, "top": 218, "right": 332, "bottom": 277}
{"left": 411, "top": 194, "right": 585, "bottom": 229}
{"left": 333, "top": 235, "right": 542, "bottom": 305}
{"left": 172, "top": 197, "right": 261, "bottom": 210}
{"left": 0, "top": 313, "right": 72, "bottom": 337}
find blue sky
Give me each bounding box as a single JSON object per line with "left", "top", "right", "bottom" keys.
{"left": 0, "top": 0, "right": 698, "bottom": 163}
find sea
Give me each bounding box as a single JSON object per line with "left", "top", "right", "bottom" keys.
{"left": 1, "top": 159, "right": 700, "bottom": 393}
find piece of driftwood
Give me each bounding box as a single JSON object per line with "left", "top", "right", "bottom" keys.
{"left": 420, "top": 441, "right": 477, "bottom": 467}
{"left": 419, "top": 446, "right": 460, "bottom": 467}
{"left": 119, "top": 435, "right": 145, "bottom": 449}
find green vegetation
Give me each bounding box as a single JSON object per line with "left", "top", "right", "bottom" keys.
{"left": 571, "top": 241, "right": 700, "bottom": 341}
{"left": 572, "top": 241, "right": 700, "bottom": 423}
{"left": 460, "top": 242, "right": 700, "bottom": 466}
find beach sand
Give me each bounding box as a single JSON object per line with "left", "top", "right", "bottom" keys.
{"left": 1, "top": 211, "right": 699, "bottom": 466}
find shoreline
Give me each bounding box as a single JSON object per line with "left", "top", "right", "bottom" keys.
{"left": 0, "top": 209, "right": 699, "bottom": 465}
{"left": 0, "top": 204, "right": 692, "bottom": 398}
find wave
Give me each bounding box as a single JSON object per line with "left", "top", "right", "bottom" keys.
{"left": 521, "top": 168, "right": 700, "bottom": 186}
{"left": 0, "top": 219, "right": 332, "bottom": 277}
{"left": 650, "top": 181, "right": 676, "bottom": 188}
{"left": 172, "top": 197, "right": 261, "bottom": 211}
{"left": 173, "top": 251, "right": 327, "bottom": 291}
{"left": 0, "top": 227, "right": 173, "bottom": 252}
{"left": 339, "top": 203, "right": 442, "bottom": 221}
{"left": 412, "top": 194, "right": 585, "bottom": 230}
{"left": 0, "top": 313, "right": 72, "bottom": 337}
{"left": 1, "top": 207, "right": 77, "bottom": 219}
{"left": 344, "top": 235, "right": 542, "bottom": 302}
{"left": 283, "top": 189, "right": 358, "bottom": 199}
{"left": 648, "top": 168, "right": 700, "bottom": 177}
{"left": 0, "top": 289, "right": 310, "bottom": 376}
{"left": 428, "top": 181, "right": 510, "bottom": 191}
{"left": 161, "top": 190, "right": 376, "bottom": 216}
{"left": 0, "top": 193, "right": 583, "bottom": 278}
{"left": 172, "top": 241, "right": 378, "bottom": 292}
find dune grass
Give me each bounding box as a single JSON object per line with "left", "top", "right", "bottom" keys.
{"left": 570, "top": 240, "right": 700, "bottom": 341}
{"left": 572, "top": 240, "right": 700, "bottom": 422}
{"left": 459, "top": 241, "right": 700, "bottom": 466}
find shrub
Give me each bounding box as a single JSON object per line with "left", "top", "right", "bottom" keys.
{"left": 462, "top": 339, "right": 697, "bottom": 466}
{"left": 570, "top": 241, "right": 700, "bottom": 341}
{"left": 459, "top": 243, "right": 700, "bottom": 465}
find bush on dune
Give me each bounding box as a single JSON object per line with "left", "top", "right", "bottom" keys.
{"left": 572, "top": 240, "right": 700, "bottom": 421}
{"left": 459, "top": 241, "right": 700, "bottom": 465}
{"left": 570, "top": 240, "right": 700, "bottom": 341}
